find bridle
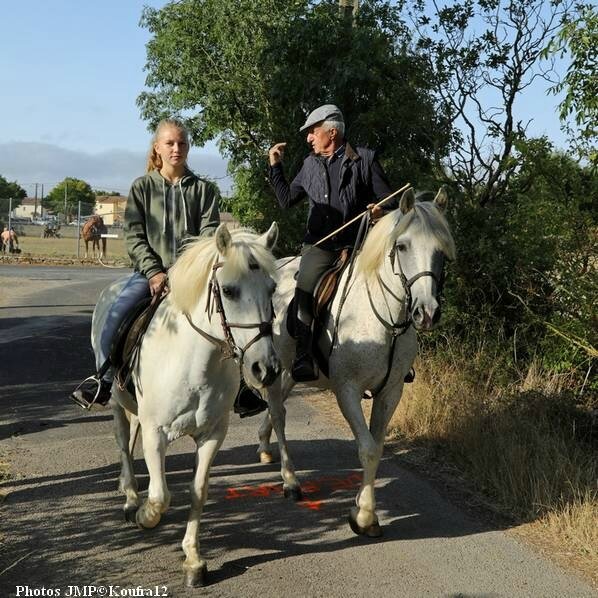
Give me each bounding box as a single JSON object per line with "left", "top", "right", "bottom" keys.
{"left": 184, "top": 261, "right": 274, "bottom": 367}
{"left": 364, "top": 239, "right": 446, "bottom": 397}
{"left": 382, "top": 242, "right": 445, "bottom": 332}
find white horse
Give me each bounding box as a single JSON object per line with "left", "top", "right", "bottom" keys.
{"left": 257, "top": 187, "right": 456, "bottom": 536}
{"left": 92, "top": 223, "right": 280, "bottom": 587}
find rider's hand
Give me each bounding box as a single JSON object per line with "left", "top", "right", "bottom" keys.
{"left": 269, "top": 142, "right": 287, "bottom": 166}
{"left": 367, "top": 203, "right": 384, "bottom": 221}
{"left": 149, "top": 272, "right": 168, "bottom": 296}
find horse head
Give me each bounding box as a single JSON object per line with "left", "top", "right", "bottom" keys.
{"left": 169, "top": 223, "right": 281, "bottom": 389}
{"left": 393, "top": 186, "right": 455, "bottom": 330}
{"left": 359, "top": 186, "right": 456, "bottom": 332}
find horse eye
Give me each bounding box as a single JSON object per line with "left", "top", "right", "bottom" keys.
{"left": 397, "top": 243, "right": 407, "bottom": 252}
{"left": 222, "top": 286, "right": 233, "bottom": 297}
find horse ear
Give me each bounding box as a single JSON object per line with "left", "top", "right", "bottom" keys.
{"left": 434, "top": 186, "right": 449, "bottom": 212}
{"left": 399, "top": 188, "right": 416, "bottom": 214}
{"left": 215, "top": 223, "right": 232, "bottom": 256}
{"left": 259, "top": 222, "right": 278, "bottom": 251}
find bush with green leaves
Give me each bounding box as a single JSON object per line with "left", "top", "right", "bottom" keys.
{"left": 439, "top": 138, "right": 596, "bottom": 392}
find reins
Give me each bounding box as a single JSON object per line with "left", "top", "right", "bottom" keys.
{"left": 184, "top": 261, "right": 274, "bottom": 371}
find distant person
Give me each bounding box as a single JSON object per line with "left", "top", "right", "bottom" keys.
{"left": 268, "top": 104, "right": 395, "bottom": 381}
{"left": 71, "top": 117, "right": 268, "bottom": 417}
{"left": 0, "top": 227, "right": 8, "bottom": 253}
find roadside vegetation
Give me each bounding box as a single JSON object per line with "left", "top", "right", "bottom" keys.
{"left": 390, "top": 139, "right": 597, "bottom": 581}
{"left": 0, "top": 0, "right": 595, "bottom": 583}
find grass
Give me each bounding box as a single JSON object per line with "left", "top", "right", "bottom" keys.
{"left": 387, "top": 344, "right": 597, "bottom": 585}
{"left": 6, "top": 225, "right": 129, "bottom": 260}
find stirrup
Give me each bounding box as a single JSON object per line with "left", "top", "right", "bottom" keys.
{"left": 70, "top": 375, "right": 105, "bottom": 410}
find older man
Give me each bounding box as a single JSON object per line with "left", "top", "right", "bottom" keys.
{"left": 269, "top": 104, "right": 395, "bottom": 382}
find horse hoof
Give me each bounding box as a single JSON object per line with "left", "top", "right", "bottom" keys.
{"left": 184, "top": 564, "right": 208, "bottom": 587}
{"left": 283, "top": 485, "right": 302, "bottom": 501}
{"left": 259, "top": 451, "right": 274, "bottom": 464}
{"left": 136, "top": 511, "right": 159, "bottom": 530}
{"left": 348, "top": 513, "right": 383, "bottom": 538}
{"left": 124, "top": 505, "right": 138, "bottom": 524}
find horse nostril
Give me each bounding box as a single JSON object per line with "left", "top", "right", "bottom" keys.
{"left": 412, "top": 306, "right": 424, "bottom": 326}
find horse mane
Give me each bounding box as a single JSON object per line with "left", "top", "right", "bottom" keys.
{"left": 357, "top": 201, "right": 456, "bottom": 280}
{"left": 169, "top": 228, "right": 276, "bottom": 314}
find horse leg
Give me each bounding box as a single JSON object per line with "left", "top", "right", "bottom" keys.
{"left": 84, "top": 240, "right": 89, "bottom": 258}
{"left": 112, "top": 399, "right": 140, "bottom": 521}
{"left": 257, "top": 370, "right": 295, "bottom": 461}
{"left": 181, "top": 415, "right": 228, "bottom": 587}
{"left": 136, "top": 424, "right": 170, "bottom": 529}
{"left": 336, "top": 384, "right": 383, "bottom": 537}
{"left": 262, "top": 373, "right": 302, "bottom": 500}
{"left": 257, "top": 410, "right": 274, "bottom": 463}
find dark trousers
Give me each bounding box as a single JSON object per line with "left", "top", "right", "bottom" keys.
{"left": 295, "top": 244, "right": 339, "bottom": 328}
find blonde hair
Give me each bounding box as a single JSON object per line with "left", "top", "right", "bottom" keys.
{"left": 146, "top": 118, "right": 190, "bottom": 173}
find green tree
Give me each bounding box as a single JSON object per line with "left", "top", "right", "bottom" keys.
{"left": 0, "top": 175, "right": 27, "bottom": 223}
{"left": 442, "top": 136, "right": 597, "bottom": 388}
{"left": 544, "top": 3, "right": 597, "bottom": 169}
{"left": 138, "top": 0, "right": 451, "bottom": 252}
{"left": 44, "top": 178, "right": 95, "bottom": 221}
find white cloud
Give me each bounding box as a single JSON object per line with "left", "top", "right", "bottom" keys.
{"left": 0, "top": 142, "right": 232, "bottom": 196}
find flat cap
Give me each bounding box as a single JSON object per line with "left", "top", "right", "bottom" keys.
{"left": 299, "top": 104, "right": 344, "bottom": 132}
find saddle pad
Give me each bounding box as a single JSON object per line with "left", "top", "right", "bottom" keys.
{"left": 110, "top": 293, "right": 166, "bottom": 391}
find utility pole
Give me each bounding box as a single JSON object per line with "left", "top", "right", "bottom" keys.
{"left": 34, "top": 183, "right": 38, "bottom": 220}
{"left": 64, "top": 180, "right": 68, "bottom": 224}
{"left": 41, "top": 184, "right": 44, "bottom": 219}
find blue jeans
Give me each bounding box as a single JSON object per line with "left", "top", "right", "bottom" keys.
{"left": 98, "top": 272, "right": 151, "bottom": 382}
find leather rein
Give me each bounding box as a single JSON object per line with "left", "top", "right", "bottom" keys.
{"left": 184, "top": 262, "right": 274, "bottom": 365}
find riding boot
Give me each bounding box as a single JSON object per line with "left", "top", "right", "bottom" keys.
{"left": 291, "top": 321, "right": 318, "bottom": 382}
{"left": 233, "top": 379, "right": 268, "bottom": 418}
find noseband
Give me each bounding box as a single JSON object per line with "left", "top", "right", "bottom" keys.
{"left": 387, "top": 242, "right": 445, "bottom": 330}
{"left": 184, "top": 262, "right": 274, "bottom": 364}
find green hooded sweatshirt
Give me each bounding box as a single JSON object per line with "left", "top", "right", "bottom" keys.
{"left": 124, "top": 168, "right": 220, "bottom": 279}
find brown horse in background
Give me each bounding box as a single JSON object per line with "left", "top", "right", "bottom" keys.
{"left": 82, "top": 215, "right": 107, "bottom": 258}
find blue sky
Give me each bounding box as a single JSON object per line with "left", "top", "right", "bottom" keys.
{"left": 1, "top": 0, "right": 568, "bottom": 198}
{"left": 0, "top": 0, "right": 230, "bottom": 196}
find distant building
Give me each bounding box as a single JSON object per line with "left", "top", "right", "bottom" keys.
{"left": 95, "top": 195, "right": 127, "bottom": 226}
{"left": 13, "top": 197, "right": 48, "bottom": 220}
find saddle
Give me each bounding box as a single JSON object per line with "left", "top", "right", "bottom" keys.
{"left": 287, "top": 248, "right": 350, "bottom": 377}
{"left": 110, "top": 292, "right": 167, "bottom": 395}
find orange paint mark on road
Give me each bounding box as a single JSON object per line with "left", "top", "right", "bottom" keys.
{"left": 300, "top": 499, "right": 323, "bottom": 511}
{"left": 224, "top": 472, "right": 361, "bottom": 511}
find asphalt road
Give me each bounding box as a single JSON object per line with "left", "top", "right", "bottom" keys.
{"left": 0, "top": 265, "right": 595, "bottom": 598}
